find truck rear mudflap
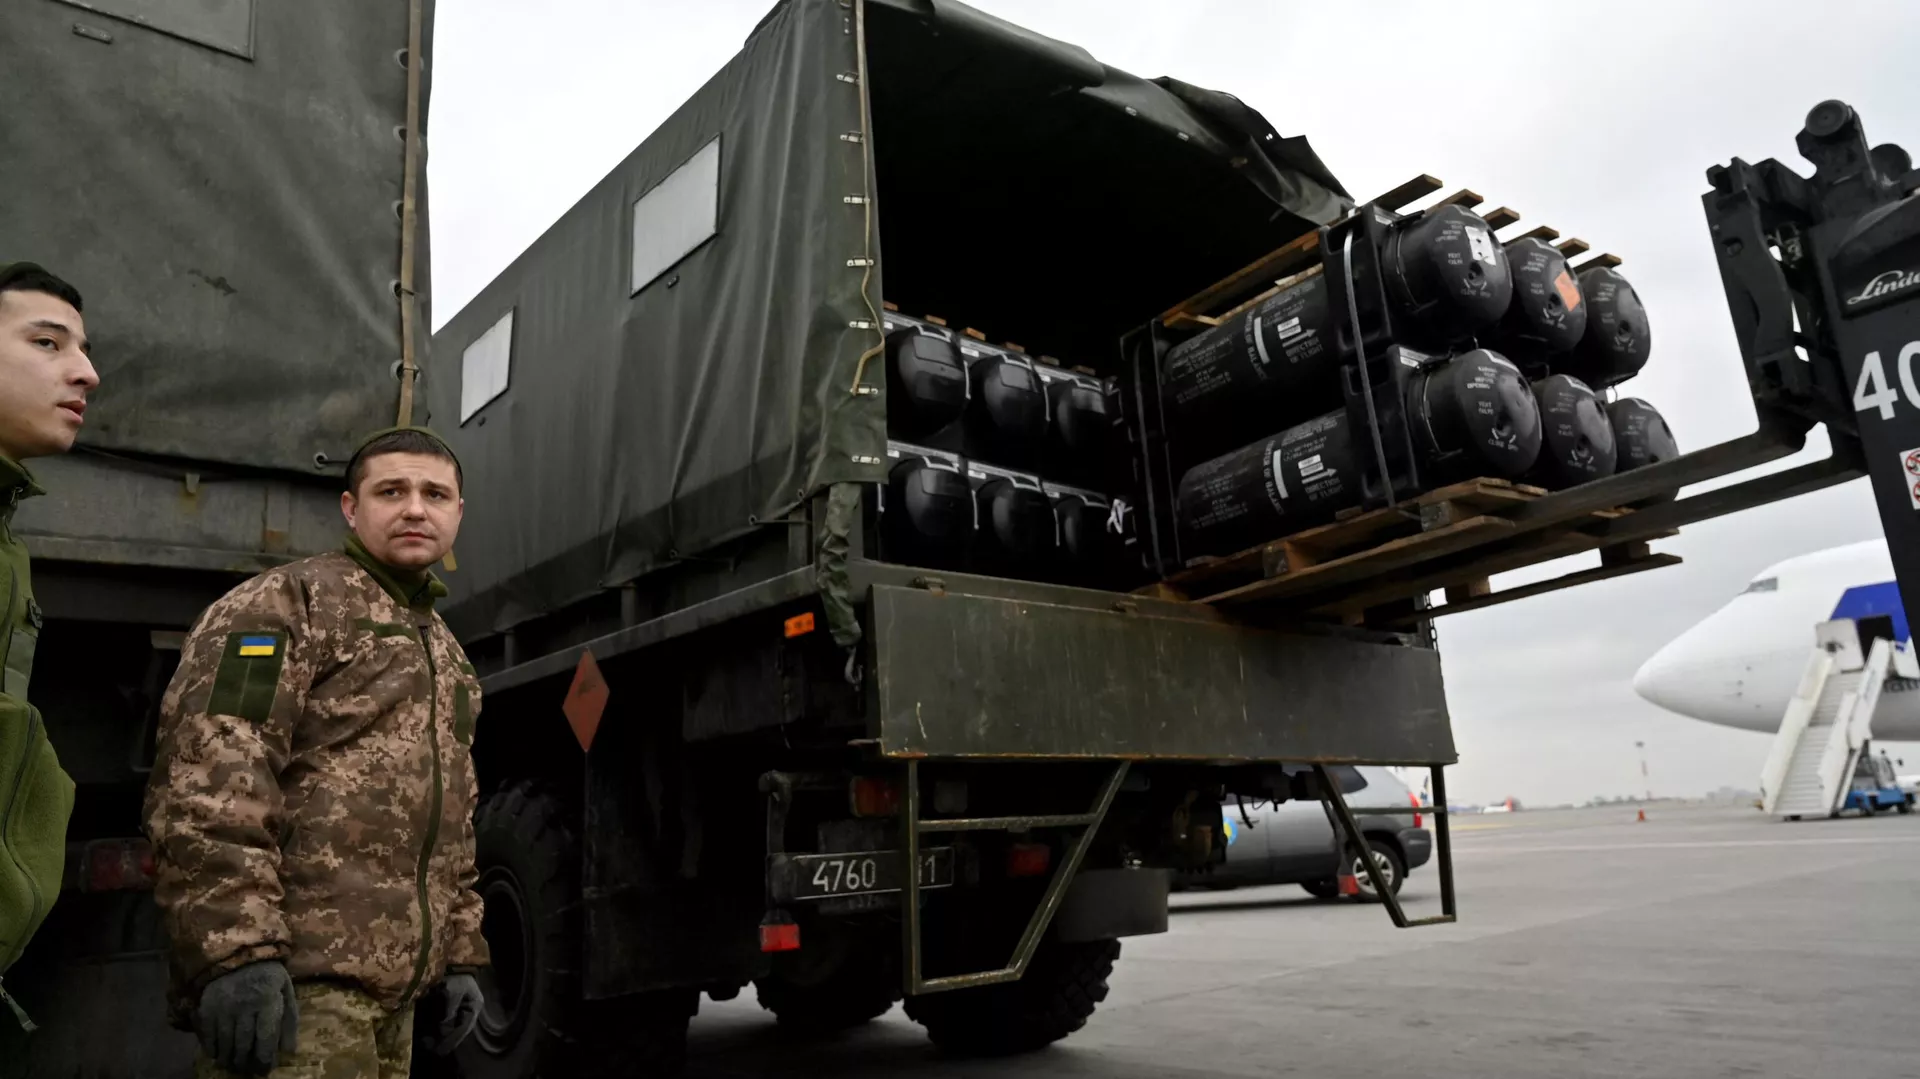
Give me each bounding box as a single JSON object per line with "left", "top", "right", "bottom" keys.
{"left": 864, "top": 579, "right": 1454, "bottom": 765}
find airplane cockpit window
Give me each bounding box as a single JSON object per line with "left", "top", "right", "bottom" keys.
{"left": 1742, "top": 577, "right": 1779, "bottom": 594}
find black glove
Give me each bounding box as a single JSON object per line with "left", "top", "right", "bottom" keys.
{"left": 197, "top": 961, "right": 298, "bottom": 1076}
{"left": 432, "top": 972, "right": 483, "bottom": 1056}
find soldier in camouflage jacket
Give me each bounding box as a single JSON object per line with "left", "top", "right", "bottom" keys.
{"left": 145, "top": 428, "right": 488, "bottom": 1078}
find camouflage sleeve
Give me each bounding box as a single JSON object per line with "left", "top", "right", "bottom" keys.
{"left": 442, "top": 784, "right": 487, "bottom": 970}
{"left": 444, "top": 667, "right": 489, "bottom": 971}
{"left": 143, "top": 569, "right": 319, "bottom": 993}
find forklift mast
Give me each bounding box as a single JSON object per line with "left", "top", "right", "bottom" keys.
{"left": 1703, "top": 100, "right": 1920, "bottom": 631}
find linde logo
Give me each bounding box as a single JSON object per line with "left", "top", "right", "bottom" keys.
{"left": 1847, "top": 268, "right": 1920, "bottom": 306}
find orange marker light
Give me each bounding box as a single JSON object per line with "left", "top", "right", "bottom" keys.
{"left": 784, "top": 612, "right": 816, "bottom": 638}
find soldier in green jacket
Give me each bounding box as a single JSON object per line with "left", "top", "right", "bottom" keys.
{"left": 0, "top": 263, "right": 98, "bottom": 1028}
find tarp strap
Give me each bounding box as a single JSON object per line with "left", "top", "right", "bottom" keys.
{"left": 847, "top": 0, "right": 884, "bottom": 395}
{"left": 815, "top": 0, "right": 882, "bottom": 657}
{"left": 395, "top": 0, "right": 426, "bottom": 425}
{"left": 816, "top": 482, "right": 864, "bottom": 650}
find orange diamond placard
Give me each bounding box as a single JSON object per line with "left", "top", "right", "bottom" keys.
{"left": 563, "top": 649, "right": 609, "bottom": 753}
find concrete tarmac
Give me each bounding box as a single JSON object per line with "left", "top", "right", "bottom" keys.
{"left": 684, "top": 803, "right": 1920, "bottom": 1078}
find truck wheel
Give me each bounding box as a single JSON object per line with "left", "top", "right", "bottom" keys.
{"left": 754, "top": 946, "right": 899, "bottom": 1032}
{"left": 456, "top": 781, "right": 698, "bottom": 1079}
{"left": 903, "top": 937, "right": 1119, "bottom": 1055}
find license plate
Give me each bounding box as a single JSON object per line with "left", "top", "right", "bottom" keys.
{"left": 787, "top": 847, "right": 955, "bottom": 901}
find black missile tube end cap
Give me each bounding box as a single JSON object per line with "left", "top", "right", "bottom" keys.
{"left": 1055, "top": 493, "right": 1125, "bottom": 580}
{"left": 965, "top": 353, "right": 1049, "bottom": 466}
{"left": 1608, "top": 397, "right": 1679, "bottom": 504}
{"left": 1050, "top": 375, "right": 1112, "bottom": 467}
{"left": 1524, "top": 374, "right": 1618, "bottom": 491}
{"left": 885, "top": 456, "right": 974, "bottom": 563}
{"left": 974, "top": 476, "right": 1057, "bottom": 573}
{"left": 1414, "top": 348, "right": 1544, "bottom": 481}
{"left": 1608, "top": 397, "right": 1679, "bottom": 472}
{"left": 1386, "top": 204, "right": 1516, "bottom": 341}
{"left": 1565, "top": 266, "right": 1652, "bottom": 389}
{"left": 1499, "top": 236, "right": 1589, "bottom": 355}
{"left": 885, "top": 329, "right": 968, "bottom": 439}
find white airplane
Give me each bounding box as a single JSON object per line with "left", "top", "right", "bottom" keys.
{"left": 1631, "top": 538, "right": 1920, "bottom": 738}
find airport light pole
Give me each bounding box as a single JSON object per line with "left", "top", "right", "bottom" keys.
{"left": 1635, "top": 740, "right": 1652, "bottom": 801}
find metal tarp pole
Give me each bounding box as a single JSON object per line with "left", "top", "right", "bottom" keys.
{"left": 395, "top": 0, "right": 426, "bottom": 426}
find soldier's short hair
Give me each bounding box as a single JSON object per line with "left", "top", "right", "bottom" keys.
{"left": 346, "top": 428, "right": 463, "bottom": 496}
{"left": 0, "top": 262, "right": 84, "bottom": 312}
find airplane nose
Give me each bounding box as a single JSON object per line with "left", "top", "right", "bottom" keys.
{"left": 1630, "top": 632, "right": 1762, "bottom": 727}
{"left": 1632, "top": 641, "right": 1715, "bottom": 720}
{"left": 1631, "top": 652, "right": 1677, "bottom": 710}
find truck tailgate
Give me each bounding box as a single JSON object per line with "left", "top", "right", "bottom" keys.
{"left": 867, "top": 583, "right": 1453, "bottom": 762}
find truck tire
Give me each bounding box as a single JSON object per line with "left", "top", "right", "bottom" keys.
{"left": 903, "top": 937, "right": 1119, "bottom": 1055}
{"left": 753, "top": 949, "right": 899, "bottom": 1032}
{"left": 455, "top": 782, "right": 698, "bottom": 1079}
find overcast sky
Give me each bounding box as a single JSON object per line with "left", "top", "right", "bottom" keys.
{"left": 426, "top": 0, "right": 1920, "bottom": 805}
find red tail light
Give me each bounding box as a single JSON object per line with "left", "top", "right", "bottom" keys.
{"left": 78, "top": 838, "right": 156, "bottom": 892}
{"left": 1409, "top": 790, "right": 1424, "bottom": 830}
{"left": 1007, "top": 842, "right": 1051, "bottom": 879}
{"left": 850, "top": 777, "right": 901, "bottom": 818}
{"left": 759, "top": 919, "right": 802, "bottom": 953}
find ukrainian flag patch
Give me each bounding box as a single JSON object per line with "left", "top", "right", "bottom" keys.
{"left": 211, "top": 630, "right": 288, "bottom": 724}
{"left": 237, "top": 635, "right": 278, "bottom": 657}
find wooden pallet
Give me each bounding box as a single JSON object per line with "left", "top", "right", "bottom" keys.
{"left": 1138, "top": 478, "right": 1679, "bottom": 627}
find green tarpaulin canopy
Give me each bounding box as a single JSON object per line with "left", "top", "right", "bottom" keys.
{"left": 429, "top": 0, "right": 1352, "bottom": 639}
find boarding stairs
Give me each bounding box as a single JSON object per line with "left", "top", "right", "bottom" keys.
{"left": 1761, "top": 619, "right": 1907, "bottom": 820}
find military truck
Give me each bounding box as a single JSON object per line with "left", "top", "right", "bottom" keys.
{"left": 422, "top": 3, "right": 1920, "bottom": 1078}
{"left": 0, "top": 3, "right": 435, "bottom": 1075}
{"left": 8, "top": 1, "right": 1920, "bottom": 1078}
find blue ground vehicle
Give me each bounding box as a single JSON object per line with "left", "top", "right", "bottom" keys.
{"left": 1842, "top": 748, "right": 1914, "bottom": 816}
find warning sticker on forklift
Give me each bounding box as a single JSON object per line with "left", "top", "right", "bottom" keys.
{"left": 1904, "top": 447, "right": 1920, "bottom": 507}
